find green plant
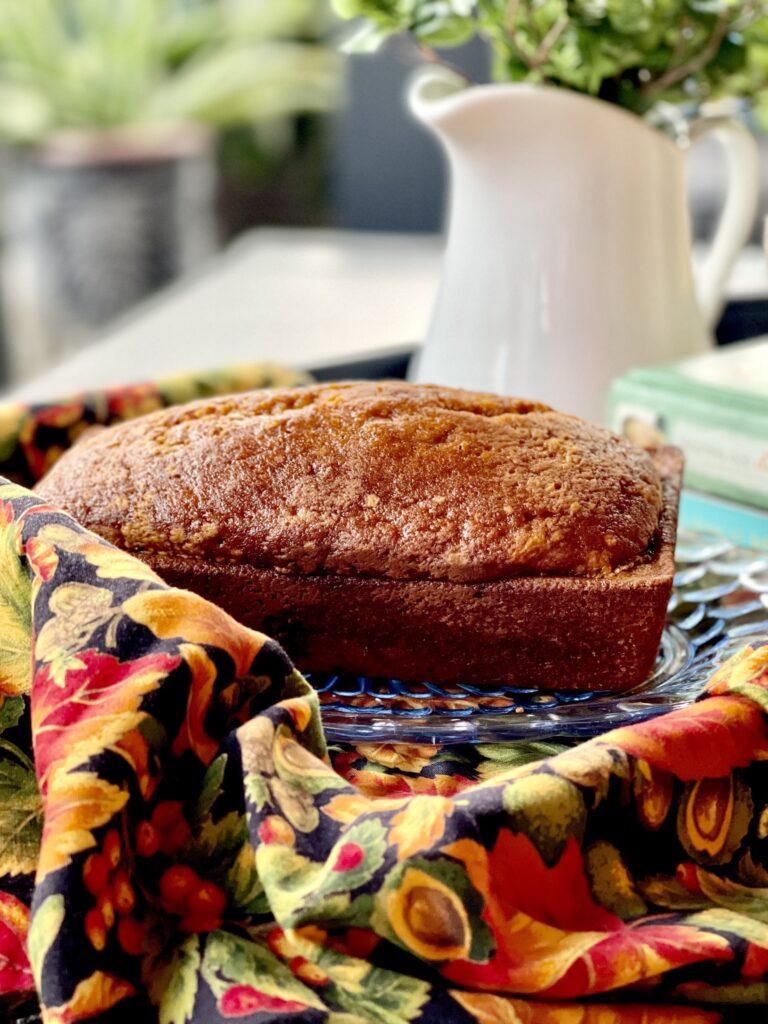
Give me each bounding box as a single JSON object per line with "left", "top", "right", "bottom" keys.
{"left": 0, "top": 0, "right": 341, "bottom": 143}
{"left": 333, "top": 0, "right": 768, "bottom": 116}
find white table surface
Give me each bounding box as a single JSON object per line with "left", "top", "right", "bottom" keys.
{"left": 2, "top": 228, "right": 443, "bottom": 403}
{"left": 3, "top": 227, "right": 767, "bottom": 404}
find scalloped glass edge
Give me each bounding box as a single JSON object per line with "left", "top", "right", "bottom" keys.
{"left": 315, "top": 622, "right": 768, "bottom": 745}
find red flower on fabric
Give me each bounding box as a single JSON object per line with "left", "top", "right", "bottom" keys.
{"left": 442, "top": 830, "right": 733, "bottom": 997}
{"left": 33, "top": 649, "right": 180, "bottom": 792}
{"left": 332, "top": 843, "right": 365, "bottom": 872}
{"left": 705, "top": 645, "right": 768, "bottom": 697}
{"left": 742, "top": 942, "right": 768, "bottom": 980}
{"left": 330, "top": 927, "right": 380, "bottom": 960}
{"left": 607, "top": 696, "right": 768, "bottom": 780}
{"left": 25, "top": 537, "right": 59, "bottom": 582}
{"left": 341, "top": 766, "right": 471, "bottom": 800}
{"left": 219, "top": 984, "right": 308, "bottom": 1017}
{"left": 0, "top": 892, "right": 32, "bottom": 994}
{"left": 19, "top": 403, "right": 88, "bottom": 482}
{"left": 107, "top": 384, "right": 163, "bottom": 422}
{"left": 471, "top": 829, "right": 620, "bottom": 935}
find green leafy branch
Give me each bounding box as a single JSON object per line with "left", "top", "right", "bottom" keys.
{"left": 334, "top": 0, "right": 768, "bottom": 116}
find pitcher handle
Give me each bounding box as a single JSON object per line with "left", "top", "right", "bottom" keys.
{"left": 688, "top": 116, "right": 761, "bottom": 330}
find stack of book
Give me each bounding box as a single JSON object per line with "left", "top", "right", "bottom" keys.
{"left": 608, "top": 337, "right": 768, "bottom": 551}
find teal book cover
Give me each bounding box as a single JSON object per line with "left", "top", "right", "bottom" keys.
{"left": 608, "top": 337, "right": 768, "bottom": 509}
{"left": 679, "top": 489, "right": 768, "bottom": 551}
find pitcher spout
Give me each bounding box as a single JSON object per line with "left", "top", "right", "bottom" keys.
{"left": 407, "top": 65, "right": 471, "bottom": 131}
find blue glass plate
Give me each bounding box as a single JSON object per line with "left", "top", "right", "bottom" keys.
{"left": 309, "top": 530, "right": 768, "bottom": 744}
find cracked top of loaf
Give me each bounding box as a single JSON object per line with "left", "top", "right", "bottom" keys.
{"left": 36, "top": 381, "right": 663, "bottom": 583}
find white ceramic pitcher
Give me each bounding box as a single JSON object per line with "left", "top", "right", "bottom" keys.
{"left": 408, "top": 68, "right": 761, "bottom": 421}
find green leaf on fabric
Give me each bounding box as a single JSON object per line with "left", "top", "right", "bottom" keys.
{"left": 0, "top": 504, "right": 32, "bottom": 697}
{"left": 0, "top": 743, "right": 42, "bottom": 876}
{"left": 316, "top": 818, "right": 388, "bottom": 897}
{"left": 139, "top": 713, "right": 168, "bottom": 752}
{"left": 723, "top": 681, "right": 768, "bottom": 715}
{"left": 290, "top": 891, "right": 353, "bottom": 927}
{"left": 738, "top": 850, "right": 768, "bottom": 887}
{"left": 279, "top": 765, "right": 350, "bottom": 798}
{"left": 284, "top": 670, "right": 328, "bottom": 760}
{"left": 331, "top": 962, "right": 431, "bottom": 1024}
{"left": 696, "top": 872, "right": 768, "bottom": 923}
{"left": 187, "top": 811, "right": 247, "bottom": 875}
{"left": 256, "top": 844, "right": 324, "bottom": 923}
{"left": 585, "top": 841, "right": 647, "bottom": 919}
{"left": 192, "top": 754, "right": 228, "bottom": 826}
{"left": 291, "top": 892, "right": 376, "bottom": 930}
{"left": 274, "top": 727, "right": 347, "bottom": 796}
{"left": 502, "top": 770, "right": 586, "bottom": 867}
{"left": 684, "top": 908, "right": 768, "bottom": 947}
{"left": 226, "top": 843, "right": 268, "bottom": 916}
{"left": 27, "top": 893, "right": 65, "bottom": 987}
{"left": 244, "top": 772, "right": 270, "bottom": 813}
{"left": 201, "top": 930, "right": 325, "bottom": 1011}
{"left": 0, "top": 697, "right": 24, "bottom": 735}
{"left": 0, "top": 416, "right": 24, "bottom": 465}
{"left": 144, "top": 935, "right": 201, "bottom": 1024}
{"left": 637, "top": 874, "right": 712, "bottom": 911}
{"left": 675, "top": 981, "right": 768, "bottom": 1005}
{"left": 338, "top": 892, "right": 374, "bottom": 928}
{"left": 474, "top": 740, "right": 569, "bottom": 770}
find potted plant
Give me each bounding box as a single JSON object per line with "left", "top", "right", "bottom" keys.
{"left": 333, "top": 0, "right": 768, "bottom": 420}
{"left": 0, "top": 0, "right": 340, "bottom": 377}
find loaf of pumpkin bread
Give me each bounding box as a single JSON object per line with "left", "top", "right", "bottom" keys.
{"left": 37, "top": 381, "right": 682, "bottom": 689}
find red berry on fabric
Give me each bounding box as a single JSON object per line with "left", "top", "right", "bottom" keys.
{"left": 257, "top": 816, "right": 295, "bottom": 846}
{"left": 152, "top": 801, "right": 184, "bottom": 832}
{"left": 331, "top": 842, "right": 364, "bottom": 873}
{"left": 112, "top": 870, "right": 136, "bottom": 916}
{"left": 178, "top": 911, "right": 222, "bottom": 934}
{"left": 676, "top": 862, "right": 703, "bottom": 894}
{"left": 186, "top": 881, "right": 227, "bottom": 918}
{"left": 116, "top": 916, "right": 146, "bottom": 957}
{"left": 135, "top": 821, "right": 160, "bottom": 858}
{"left": 85, "top": 908, "right": 107, "bottom": 951}
{"left": 83, "top": 853, "right": 110, "bottom": 895}
{"left": 158, "top": 819, "right": 191, "bottom": 856}
{"left": 97, "top": 887, "right": 115, "bottom": 930}
{"left": 266, "top": 927, "right": 290, "bottom": 959}
{"left": 339, "top": 927, "right": 379, "bottom": 959}
{"left": 103, "top": 829, "right": 122, "bottom": 869}
{"left": 293, "top": 960, "right": 330, "bottom": 987}
{"left": 159, "top": 865, "right": 199, "bottom": 914}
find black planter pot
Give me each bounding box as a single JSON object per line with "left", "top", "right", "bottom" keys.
{"left": 2, "top": 126, "right": 218, "bottom": 380}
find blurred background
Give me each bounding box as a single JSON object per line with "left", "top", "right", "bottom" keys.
{"left": 0, "top": 0, "right": 767, "bottom": 390}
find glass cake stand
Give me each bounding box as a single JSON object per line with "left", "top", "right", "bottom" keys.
{"left": 309, "top": 530, "right": 768, "bottom": 744}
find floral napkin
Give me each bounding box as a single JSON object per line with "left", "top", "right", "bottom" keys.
{"left": 0, "top": 363, "right": 310, "bottom": 487}
{"left": 0, "top": 474, "right": 768, "bottom": 1023}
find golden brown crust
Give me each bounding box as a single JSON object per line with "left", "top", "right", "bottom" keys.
{"left": 37, "top": 381, "right": 663, "bottom": 584}
{"left": 133, "top": 448, "right": 683, "bottom": 690}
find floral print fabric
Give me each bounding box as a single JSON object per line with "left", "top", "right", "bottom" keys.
{"left": 0, "top": 480, "right": 767, "bottom": 1022}
{"left": 0, "top": 363, "right": 310, "bottom": 487}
